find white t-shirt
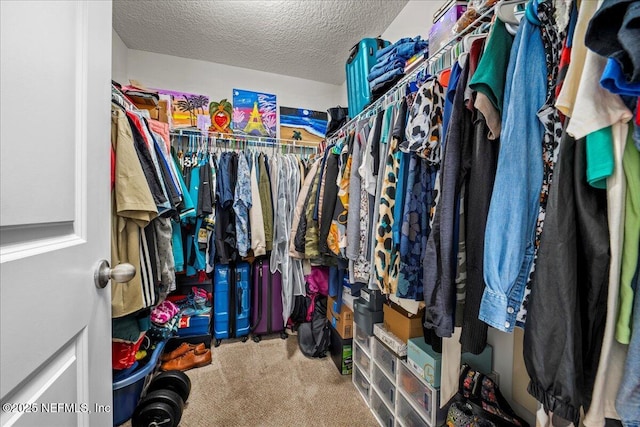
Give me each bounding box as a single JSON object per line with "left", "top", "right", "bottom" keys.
{"left": 584, "top": 122, "right": 630, "bottom": 426}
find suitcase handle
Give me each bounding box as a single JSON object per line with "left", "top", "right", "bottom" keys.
{"left": 347, "top": 43, "right": 359, "bottom": 64}
{"left": 237, "top": 286, "right": 243, "bottom": 316}
{"left": 347, "top": 37, "right": 386, "bottom": 64}
{"left": 250, "top": 261, "right": 264, "bottom": 333}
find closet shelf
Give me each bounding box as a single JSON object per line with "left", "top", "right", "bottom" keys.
{"left": 329, "top": 2, "right": 497, "bottom": 141}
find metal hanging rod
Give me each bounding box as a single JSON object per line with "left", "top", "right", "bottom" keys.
{"left": 328, "top": 2, "right": 498, "bottom": 142}
{"left": 169, "top": 129, "right": 319, "bottom": 150}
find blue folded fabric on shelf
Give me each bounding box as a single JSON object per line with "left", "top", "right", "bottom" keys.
{"left": 376, "top": 37, "right": 415, "bottom": 59}
{"left": 368, "top": 59, "right": 407, "bottom": 81}
{"left": 367, "top": 36, "right": 429, "bottom": 90}
{"left": 376, "top": 36, "right": 429, "bottom": 63}
{"left": 369, "top": 66, "right": 405, "bottom": 89}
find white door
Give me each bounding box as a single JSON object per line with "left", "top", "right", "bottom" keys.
{"left": 1, "top": 1, "right": 113, "bottom": 426}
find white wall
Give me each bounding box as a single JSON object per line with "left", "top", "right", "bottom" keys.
{"left": 126, "top": 50, "right": 343, "bottom": 120}
{"left": 111, "top": 29, "right": 128, "bottom": 85}
{"left": 381, "top": 0, "right": 446, "bottom": 43}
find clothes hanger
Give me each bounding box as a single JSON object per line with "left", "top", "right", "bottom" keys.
{"left": 497, "top": 0, "right": 527, "bottom": 25}
{"left": 463, "top": 33, "right": 488, "bottom": 51}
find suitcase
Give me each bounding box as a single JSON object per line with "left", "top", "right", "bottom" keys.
{"left": 346, "top": 37, "right": 390, "bottom": 118}
{"left": 213, "top": 262, "right": 251, "bottom": 347}
{"left": 250, "top": 258, "right": 288, "bottom": 342}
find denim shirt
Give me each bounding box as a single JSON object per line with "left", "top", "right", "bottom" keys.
{"left": 479, "top": 11, "right": 547, "bottom": 332}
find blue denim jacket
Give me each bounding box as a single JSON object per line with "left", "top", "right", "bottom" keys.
{"left": 479, "top": 11, "right": 547, "bottom": 332}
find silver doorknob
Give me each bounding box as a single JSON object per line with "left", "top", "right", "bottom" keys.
{"left": 94, "top": 259, "right": 136, "bottom": 289}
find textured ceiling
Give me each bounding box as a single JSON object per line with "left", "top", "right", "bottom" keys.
{"left": 113, "top": 0, "right": 409, "bottom": 85}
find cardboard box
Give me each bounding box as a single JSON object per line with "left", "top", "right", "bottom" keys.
{"left": 382, "top": 302, "right": 424, "bottom": 344}
{"left": 329, "top": 324, "right": 353, "bottom": 375}
{"left": 407, "top": 337, "right": 494, "bottom": 388}
{"left": 135, "top": 99, "right": 169, "bottom": 124}
{"left": 327, "top": 296, "right": 354, "bottom": 339}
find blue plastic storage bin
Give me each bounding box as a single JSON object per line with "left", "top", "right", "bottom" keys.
{"left": 112, "top": 340, "right": 166, "bottom": 426}
{"left": 346, "top": 38, "right": 390, "bottom": 118}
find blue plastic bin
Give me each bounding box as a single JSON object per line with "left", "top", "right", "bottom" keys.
{"left": 112, "top": 340, "right": 166, "bottom": 426}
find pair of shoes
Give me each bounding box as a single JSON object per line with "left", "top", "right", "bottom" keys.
{"left": 160, "top": 348, "right": 212, "bottom": 372}
{"left": 160, "top": 342, "right": 207, "bottom": 362}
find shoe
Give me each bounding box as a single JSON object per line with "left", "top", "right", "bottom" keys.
{"left": 160, "top": 349, "right": 212, "bottom": 372}
{"left": 160, "top": 342, "right": 207, "bottom": 362}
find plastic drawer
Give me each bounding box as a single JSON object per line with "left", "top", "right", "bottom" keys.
{"left": 397, "top": 392, "right": 429, "bottom": 427}
{"left": 354, "top": 322, "right": 372, "bottom": 355}
{"left": 355, "top": 341, "right": 371, "bottom": 374}
{"left": 353, "top": 363, "right": 371, "bottom": 406}
{"left": 373, "top": 337, "right": 398, "bottom": 380}
{"left": 371, "top": 388, "right": 395, "bottom": 427}
{"left": 372, "top": 362, "right": 396, "bottom": 411}
{"left": 397, "top": 361, "right": 437, "bottom": 423}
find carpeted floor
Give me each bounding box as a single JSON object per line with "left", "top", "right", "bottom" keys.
{"left": 123, "top": 335, "right": 377, "bottom": 426}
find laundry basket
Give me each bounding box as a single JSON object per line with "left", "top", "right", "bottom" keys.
{"left": 112, "top": 340, "right": 166, "bottom": 426}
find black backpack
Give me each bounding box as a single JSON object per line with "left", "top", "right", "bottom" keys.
{"left": 289, "top": 294, "right": 311, "bottom": 331}
{"left": 297, "top": 295, "right": 330, "bottom": 358}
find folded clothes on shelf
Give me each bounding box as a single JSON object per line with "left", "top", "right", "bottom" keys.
{"left": 368, "top": 36, "right": 429, "bottom": 91}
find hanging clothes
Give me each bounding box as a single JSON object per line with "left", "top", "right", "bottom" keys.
{"left": 215, "top": 152, "right": 238, "bottom": 264}
{"left": 249, "top": 153, "right": 267, "bottom": 257}
{"left": 327, "top": 133, "right": 353, "bottom": 259}
{"left": 111, "top": 104, "right": 158, "bottom": 318}
{"left": 233, "top": 153, "right": 252, "bottom": 258}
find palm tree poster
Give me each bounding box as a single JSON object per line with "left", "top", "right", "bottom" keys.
{"left": 153, "top": 88, "right": 209, "bottom": 129}
{"left": 279, "top": 107, "right": 327, "bottom": 143}
{"left": 232, "top": 89, "right": 277, "bottom": 138}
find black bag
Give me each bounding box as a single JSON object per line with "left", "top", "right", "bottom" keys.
{"left": 445, "top": 365, "right": 529, "bottom": 427}
{"left": 297, "top": 295, "right": 330, "bottom": 358}
{"left": 289, "top": 294, "right": 311, "bottom": 331}
{"left": 325, "top": 106, "right": 349, "bottom": 137}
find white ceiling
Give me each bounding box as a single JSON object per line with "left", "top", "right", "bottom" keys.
{"left": 112, "top": 0, "right": 409, "bottom": 85}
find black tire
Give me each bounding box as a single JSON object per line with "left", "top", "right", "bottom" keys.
{"left": 138, "top": 389, "right": 183, "bottom": 427}
{"left": 131, "top": 401, "right": 176, "bottom": 427}
{"left": 241, "top": 336, "right": 248, "bottom": 343}
{"left": 252, "top": 335, "right": 261, "bottom": 343}
{"left": 280, "top": 331, "right": 288, "bottom": 340}
{"left": 214, "top": 339, "right": 221, "bottom": 347}
{"left": 148, "top": 371, "right": 192, "bottom": 403}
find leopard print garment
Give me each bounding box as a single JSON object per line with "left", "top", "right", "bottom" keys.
{"left": 517, "top": 0, "right": 567, "bottom": 326}
{"left": 400, "top": 77, "right": 446, "bottom": 166}
{"left": 374, "top": 135, "right": 402, "bottom": 294}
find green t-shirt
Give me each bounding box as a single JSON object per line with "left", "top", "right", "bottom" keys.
{"left": 468, "top": 18, "right": 514, "bottom": 114}
{"left": 615, "top": 128, "right": 640, "bottom": 345}
{"left": 379, "top": 104, "right": 395, "bottom": 145}
{"left": 586, "top": 126, "right": 615, "bottom": 189}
